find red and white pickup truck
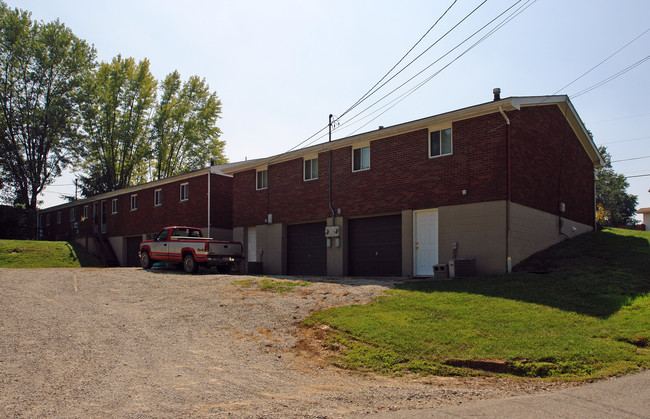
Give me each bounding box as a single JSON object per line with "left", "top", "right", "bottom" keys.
{"left": 139, "top": 226, "right": 244, "bottom": 274}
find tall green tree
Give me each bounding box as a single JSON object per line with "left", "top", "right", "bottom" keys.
{"left": 78, "top": 55, "right": 156, "bottom": 195}
{"left": 596, "top": 146, "right": 638, "bottom": 227}
{"left": 151, "top": 71, "right": 224, "bottom": 180}
{"left": 0, "top": 2, "right": 95, "bottom": 210}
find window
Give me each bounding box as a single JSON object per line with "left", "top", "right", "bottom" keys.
{"left": 70, "top": 207, "right": 75, "bottom": 221}
{"left": 112, "top": 198, "right": 118, "bottom": 214}
{"left": 46, "top": 213, "right": 50, "bottom": 226}
{"left": 156, "top": 228, "right": 170, "bottom": 241}
{"left": 154, "top": 189, "right": 162, "bottom": 206}
{"left": 57, "top": 211, "right": 61, "bottom": 224}
{"left": 180, "top": 183, "right": 189, "bottom": 201}
{"left": 130, "top": 194, "right": 137, "bottom": 211}
{"left": 429, "top": 128, "right": 452, "bottom": 158}
{"left": 256, "top": 169, "right": 268, "bottom": 190}
{"left": 352, "top": 146, "right": 370, "bottom": 171}
{"left": 304, "top": 157, "right": 318, "bottom": 181}
{"left": 83, "top": 205, "right": 89, "bottom": 220}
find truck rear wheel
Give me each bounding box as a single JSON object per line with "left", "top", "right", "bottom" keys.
{"left": 183, "top": 254, "right": 198, "bottom": 274}
{"left": 140, "top": 251, "right": 153, "bottom": 269}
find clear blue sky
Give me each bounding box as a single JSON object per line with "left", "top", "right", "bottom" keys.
{"left": 11, "top": 0, "right": 650, "bottom": 218}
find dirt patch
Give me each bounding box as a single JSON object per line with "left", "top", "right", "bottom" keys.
{"left": 0, "top": 268, "right": 571, "bottom": 417}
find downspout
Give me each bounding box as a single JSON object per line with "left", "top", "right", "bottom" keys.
{"left": 328, "top": 114, "right": 335, "bottom": 219}
{"left": 499, "top": 106, "right": 512, "bottom": 273}
{"left": 207, "top": 166, "right": 211, "bottom": 238}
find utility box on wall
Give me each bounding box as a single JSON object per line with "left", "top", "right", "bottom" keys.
{"left": 449, "top": 259, "right": 476, "bottom": 278}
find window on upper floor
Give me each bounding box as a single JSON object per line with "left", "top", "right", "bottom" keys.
{"left": 180, "top": 183, "right": 189, "bottom": 201}
{"left": 46, "top": 213, "right": 50, "bottom": 226}
{"left": 429, "top": 128, "right": 452, "bottom": 158}
{"left": 57, "top": 211, "right": 61, "bottom": 224}
{"left": 83, "top": 205, "right": 89, "bottom": 220}
{"left": 256, "top": 169, "right": 268, "bottom": 190}
{"left": 130, "top": 194, "right": 137, "bottom": 211}
{"left": 154, "top": 189, "right": 162, "bottom": 206}
{"left": 352, "top": 146, "right": 370, "bottom": 172}
{"left": 70, "top": 207, "right": 75, "bottom": 221}
{"left": 112, "top": 198, "right": 118, "bottom": 214}
{"left": 304, "top": 157, "right": 318, "bottom": 181}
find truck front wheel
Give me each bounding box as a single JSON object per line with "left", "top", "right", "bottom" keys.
{"left": 183, "top": 254, "right": 198, "bottom": 274}
{"left": 140, "top": 251, "right": 153, "bottom": 269}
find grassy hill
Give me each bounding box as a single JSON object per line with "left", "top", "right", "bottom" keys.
{"left": 0, "top": 239, "right": 102, "bottom": 268}
{"left": 304, "top": 228, "right": 650, "bottom": 379}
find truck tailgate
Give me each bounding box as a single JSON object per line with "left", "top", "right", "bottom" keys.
{"left": 209, "top": 242, "right": 242, "bottom": 256}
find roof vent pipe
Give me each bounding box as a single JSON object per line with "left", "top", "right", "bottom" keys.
{"left": 493, "top": 87, "right": 501, "bottom": 101}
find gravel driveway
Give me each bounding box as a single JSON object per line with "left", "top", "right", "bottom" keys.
{"left": 0, "top": 268, "right": 569, "bottom": 417}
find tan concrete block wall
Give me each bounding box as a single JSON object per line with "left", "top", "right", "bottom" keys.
{"left": 438, "top": 201, "right": 507, "bottom": 276}
{"left": 509, "top": 202, "right": 593, "bottom": 267}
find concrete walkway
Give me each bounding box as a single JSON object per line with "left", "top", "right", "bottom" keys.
{"left": 365, "top": 370, "right": 650, "bottom": 418}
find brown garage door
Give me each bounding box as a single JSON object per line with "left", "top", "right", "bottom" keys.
{"left": 348, "top": 214, "right": 401, "bottom": 276}
{"left": 287, "top": 222, "right": 327, "bottom": 276}
{"left": 126, "top": 236, "right": 142, "bottom": 267}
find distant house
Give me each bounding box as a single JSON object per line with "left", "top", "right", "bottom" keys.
{"left": 38, "top": 165, "right": 235, "bottom": 267}
{"left": 638, "top": 208, "right": 650, "bottom": 231}
{"left": 37, "top": 93, "right": 604, "bottom": 276}
{"left": 222, "top": 93, "right": 604, "bottom": 277}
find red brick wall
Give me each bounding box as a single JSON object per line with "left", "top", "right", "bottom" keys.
{"left": 509, "top": 105, "right": 595, "bottom": 226}
{"left": 106, "top": 173, "right": 232, "bottom": 236}
{"left": 40, "top": 172, "right": 233, "bottom": 239}
{"left": 233, "top": 113, "right": 510, "bottom": 227}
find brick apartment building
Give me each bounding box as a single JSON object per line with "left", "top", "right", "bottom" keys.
{"left": 38, "top": 165, "right": 235, "bottom": 266}
{"left": 38, "top": 94, "right": 603, "bottom": 276}
{"left": 223, "top": 94, "right": 603, "bottom": 277}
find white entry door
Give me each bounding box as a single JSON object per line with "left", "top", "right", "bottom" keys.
{"left": 414, "top": 209, "right": 438, "bottom": 276}
{"left": 247, "top": 227, "right": 257, "bottom": 262}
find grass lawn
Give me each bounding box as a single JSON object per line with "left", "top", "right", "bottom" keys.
{"left": 304, "top": 228, "right": 650, "bottom": 379}
{"left": 0, "top": 239, "right": 102, "bottom": 268}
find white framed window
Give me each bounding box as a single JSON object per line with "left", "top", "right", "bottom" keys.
{"left": 180, "top": 183, "right": 189, "bottom": 201}
{"left": 83, "top": 205, "right": 89, "bottom": 220}
{"left": 256, "top": 169, "right": 268, "bottom": 190}
{"left": 57, "top": 211, "right": 61, "bottom": 224}
{"left": 70, "top": 207, "right": 75, "bottom": 221}
{"left": 112, "top": 198, "right": 118, "bottom": 214}
{"left": 352, "top": 146, "right": 370, "bottom": 171}
{"left": 154, "top": 189, "right": 162, "bottom": 206}
{"left": 304, "top": 157, "right": 318, "bottom": 181}
{"left": 130, "top": 194, "right": 137, "bottom": 211}
{"left": 429, "top": 128, "right": 452, "bottom": 158}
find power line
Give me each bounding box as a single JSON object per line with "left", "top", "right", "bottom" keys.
{"left": 339, "top": 0, "right": 489, "bottom": 121}
{"left": 338, "top": 0, "right": 534, "bottom": 137}
{"left": 570, "top": 54, "right": 650, "bottom": 98}
{"left": 587, "top": 111, "right": 650, "bottom": 125}
{"left": 600, "top": 135, "right": 650, "bottom": 145}
{"left": 340, "top": 0, "right": 460, "bottom": 120}
{"left": 612, "top": 155, "right": 650, "bottom": 163}
{"left": 626, "top": 173, "right": 650, "bottom": 178}
{"left": 554, "top": 27, "right": 650, "bottom": 95}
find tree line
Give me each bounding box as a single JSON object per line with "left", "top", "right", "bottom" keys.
{"left": 0, "top": 2, "right": 225, "bottom": 214}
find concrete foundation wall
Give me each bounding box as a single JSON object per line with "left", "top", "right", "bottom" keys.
{"left": 326, "top": 216, "right": 347, "bottom": 277}
{"left": 509, "top": 202, "right": 593, "bottom": 267}
{"left": 438, "top": 201, "right": 507, "bottom": 276}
